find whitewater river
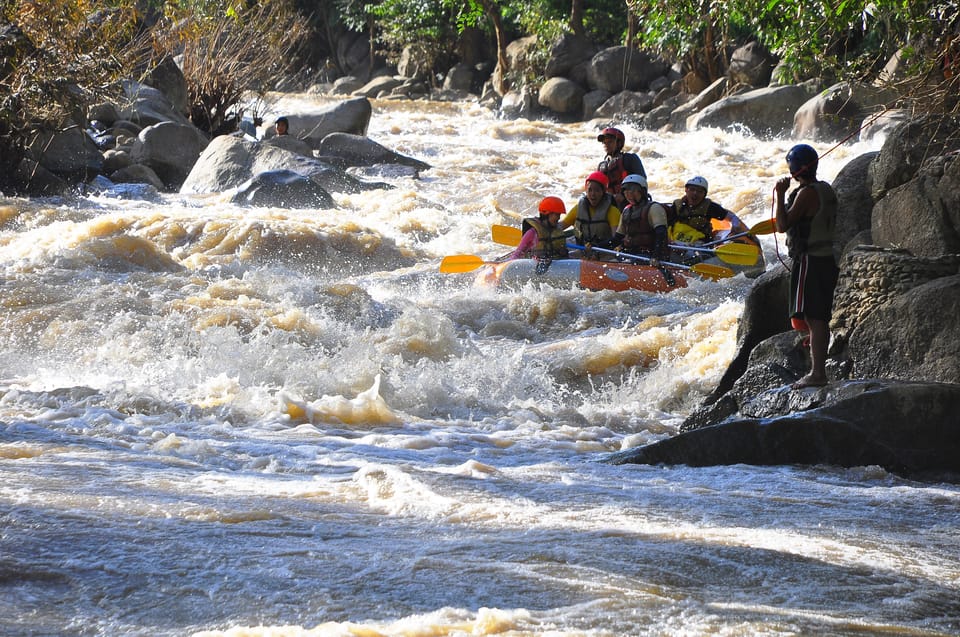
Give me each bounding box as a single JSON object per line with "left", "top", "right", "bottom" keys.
{"left": 2, "top": 94, "right": 959, "bottom": 636}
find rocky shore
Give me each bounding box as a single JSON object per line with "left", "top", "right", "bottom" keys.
{"left": 612, "top": 116, "right": 960, "bottom": 479}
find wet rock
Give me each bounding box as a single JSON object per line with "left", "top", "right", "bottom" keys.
{"left": 610, "top": 380, "right": 960, "bottom": 478}
{"left": 230, "top": 169, "right": 335, "bottom": 209}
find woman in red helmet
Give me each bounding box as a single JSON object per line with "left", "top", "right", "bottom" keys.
{"left": 597, "top": 126, "right": 646, "bottom": 210}
{"left": 510, "top": 196, "right": 570, "bottom": 260}
{"left": 560, "top": 171, "right": 621, "bottom": 249}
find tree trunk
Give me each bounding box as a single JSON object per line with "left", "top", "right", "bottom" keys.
{"left": 625, "top": 3, "right": 637, "bottom": 49}
{"left": 478, "top": 0, "right": 509, "bottom": 95}
{"left": 570, "top": 0, "right": 585, "bottom": 37}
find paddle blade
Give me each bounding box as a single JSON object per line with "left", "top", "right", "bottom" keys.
{"left": 750, "top": 218, "right": 777, "bottom": 235}
{"left": 712, "top": 242, "right": 761, "bottom": 265}
{"left": 690, "top": 262, "right": 735, "bottom": 280}
{"left": 440, "top": 255, "right": 487, "bottom": 273}
{"left": 492, "top": 224, "right": 523, "bottom": 246}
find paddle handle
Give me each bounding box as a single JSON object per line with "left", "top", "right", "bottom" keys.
{"left": 567, "top": 243, "right": 692, "bottom": 272}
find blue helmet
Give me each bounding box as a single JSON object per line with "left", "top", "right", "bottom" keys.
{"left": 786, "top": 144, "right": 818, "bottom": 178}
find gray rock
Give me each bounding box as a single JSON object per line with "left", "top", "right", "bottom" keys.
{"left": 130, "top": 121, "right": 210, "bottom": 190}
{"left": 611, "top": 380, "right": 960, "bottom": 478}
{"left": 872, "top": 152, "right": 960, "bottom": 256}
{"left": 315, "top": 132, "right": 430, "bottom": 171}
{"left": 179, "top": 134, "right": 371, "bottom": 196}
{"left": 688, "top": 83, "right": 815, "bottom": 138}
{"left": 27, "top": 127, "right": 103, "bottom": 181}
{"left": 728, "top": 41, "right": 774, "bottom": 87}
{"left": 110, "top": 163, "right": 166, "bottom": 191}
{"left": 850, "top": 274, "right": 960, "bottom": 383}
{"left": 831, "top": 151, "right": 877, "bottom": 260}
{"left": 538, "top": 77, "right": 586, "bottom": 115}
{"left": 586, "top": 46, "right": 668, "bottom": 94}
{"left": 868, "top": 114, "right": 960, "bottom": 201}
{"left": 230, "top": 169, "right": 335, "bottom": 209}
{"left": 268, "top": 98, "right": 372, "bottom": 149}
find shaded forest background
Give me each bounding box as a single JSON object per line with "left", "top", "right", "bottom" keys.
{"left": 1, "top": 0, "right": 958, "bottom": 193}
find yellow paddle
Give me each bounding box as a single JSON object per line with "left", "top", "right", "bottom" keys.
{"left": 439, "top": 254, "right": 500, "bottom": 273}
{"left": 491, "top": 224, "right": 523, "bottom": 246}
{"left": 668, "top": 241, "right": 760, "bottom": 265}
{"left": 492, "top": 224, "right": 758, "bottom": 265}
{"left": 703, "top": 218, "right": 777, "bottom": 246}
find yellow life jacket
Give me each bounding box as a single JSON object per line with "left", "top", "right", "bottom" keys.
{"left": 524, "top": 217, "right": 569, "bottom": 259}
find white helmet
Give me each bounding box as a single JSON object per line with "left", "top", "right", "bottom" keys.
{"left": 685, "top": 176, "right": 708, "bottom": 192}
{"left": 621, "top": 173, "right": 647, "bottom": 189}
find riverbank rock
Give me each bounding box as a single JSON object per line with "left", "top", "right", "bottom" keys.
{"left": 609, "top": 380, "right": 960, "bottom": 479}
{"left": 688, "top": 83, "right": 816, "bottom": 137}
{"left": 230, "top": 169, "right": 335, "bottom": 208}
{"left": 180, "top": 135, "right": 373, "bottom": 199}
{"left": 315, "top": 133, "right": 431, "bottom": 172}
{"left": 871, "top": 152, "right": 960, "bottom": 256}
{"left": 267, "top": 97, "right": 372, "bottom": 150}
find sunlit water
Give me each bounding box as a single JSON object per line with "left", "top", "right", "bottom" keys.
{"left": 1, "top": 95, "right": 958, "bottom": 637}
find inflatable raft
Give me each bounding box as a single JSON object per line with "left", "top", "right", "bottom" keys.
{"left": 479, "top": 258, "right": 687, "bottom": 292}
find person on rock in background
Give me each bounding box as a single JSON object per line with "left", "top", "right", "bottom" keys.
{"left": 596, "top": 127, "right": 646, "bottom": 210}
{"left": 561, "top": 171, "right": 621, "bottom": 253}
{"left": 510, "top": 196, "right": 570, "bottom": 261}
{"left": 774, "top": 143, "right": 839, "bottom": 390}
{"left": 670, "top": 175, "right": 752, "bottom": 246}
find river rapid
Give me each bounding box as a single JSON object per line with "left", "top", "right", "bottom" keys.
{"left": 1, "top": 94, "right": 959, "bottom": 637}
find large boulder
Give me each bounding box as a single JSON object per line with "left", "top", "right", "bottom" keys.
{"left": 537, "top": 77, "right": 586, "bottom": 116}
{"left": 668, "top": 77, "right": 727, "bottom": 132}
{"left": 545, "top": 33, "right": 599, "bottom": 79}
{"left": 130, "top": 121, "right": 210, "bottom": 190}
{"left": 230, "top": 169, "right": 335, "bottom": 209}
{"left": 609, "top": 380, "right": 960, "bottom": 478}
{"left": 315, "top": 133, "right": 430, "bottom": 171}
{"left": 727, "top": 41, "right": 774, "bottom": 88}
{"left": 27, "top": 127, "right": 103, "bottom": 182}
{"left": 831, "top": 151, "right": 877, "bottom": 256}
{"left": 269, "top": 98, "right": 372, "bottom": 150}
{"left": 792, "top": 82, "right": 892, "bottom": 142}
{"left": 586, "top": 46, "right": 669, "bottom": 94}
{"left": 871, "top": 152, "right": 960, "bottom": 256}
{"left": 700, "top": 267, "right": 792, "bottom": 407}
{"left": 849, "top": 273, "right": 960, "bottom": 383}
{"left": 688, "top": 83, "right": 815, "bottom": 137}
{"left": 593, "top": 91, "right": 654, "bottom": 120}
{"left": 118, "top": 79, "right": 192, "bottom": 127}
{"left": 868, "top": 114, "right": 960, "bottom": 201}
{"left": 143, "top": 55, "right": 189, "bottom": 117}
{"left": 179, "top": 134, "right": 372, "bottom": 196}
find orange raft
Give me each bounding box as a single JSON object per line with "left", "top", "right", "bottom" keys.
{"left": 479, "top": 258, "right": 687, "bottom": 292}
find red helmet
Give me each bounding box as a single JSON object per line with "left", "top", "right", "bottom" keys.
{"left": 585, "top": 171, "right": 609, "bottom": 189}
{"left": 596, "top": 127, "right": 625, "bottom": 144}
{"left": 538, "top": 196, "right": 566, "bottom": 215}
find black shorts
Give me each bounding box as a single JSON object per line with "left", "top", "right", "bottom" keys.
{"left": 790, "top": 254, "right": 839, "bottom": 322}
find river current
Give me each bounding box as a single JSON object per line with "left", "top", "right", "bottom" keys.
{"left": 1, "top": 94, "right": 958, "bottom": 636}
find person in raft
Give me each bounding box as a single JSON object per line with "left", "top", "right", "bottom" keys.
{"left": 510, "top": 196, "right": 570, "bottom": 260}
{"left": 606, "top": 174, "right": 670, "bottom": 267}
{"left": 561, "top": 171, "right": 621, "bottom": 254}
{"left": 597, "top": 127, "right": 646, "bottom": 209}
{"left": 670, "top": 176, "right": 752, "bottom": 246}
{"left": 774, "top": 143, "right": 839, "bottom": 390}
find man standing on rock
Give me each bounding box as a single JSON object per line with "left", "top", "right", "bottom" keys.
{"left": 597, "top": 127, "right": 645, "bottom": 210}
{"left": 774, "top": 143, "right": 839, "bottom": 390}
